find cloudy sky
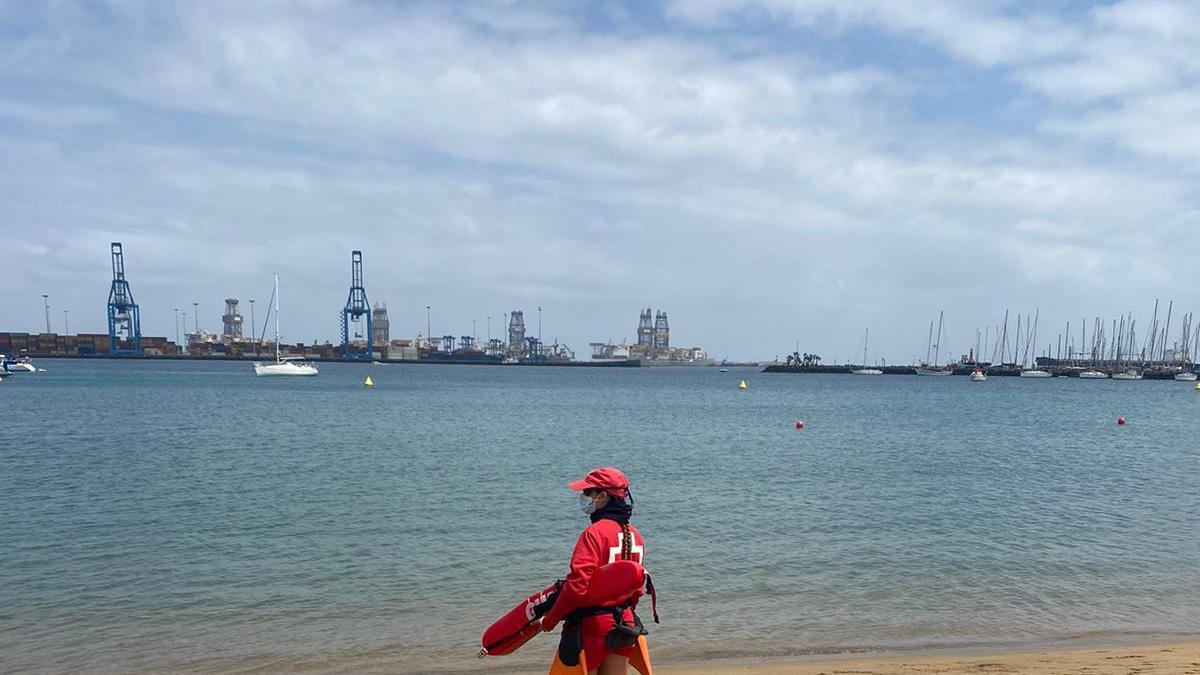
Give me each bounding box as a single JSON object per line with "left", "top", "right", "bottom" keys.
{"left": 2, "top": 0, "right": 1198, "bottom": 362}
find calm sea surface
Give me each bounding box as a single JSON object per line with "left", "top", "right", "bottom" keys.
{"left": 3, "top": 359, "right": 1199, "bottom": 673}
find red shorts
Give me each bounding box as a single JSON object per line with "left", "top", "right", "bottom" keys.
{"left": 579, "top": 609, "right": 636, "bottom": 668}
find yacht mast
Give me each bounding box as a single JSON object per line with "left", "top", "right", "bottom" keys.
{"left": 275, "top": 274, "right": 281, "bottom": 363}
{"left": 933, "top": 310, "right": 944, "bottom": 367}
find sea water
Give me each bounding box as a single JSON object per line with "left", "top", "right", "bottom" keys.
{"left": 2, "top": 359, "right": 1199, "bottom": 673}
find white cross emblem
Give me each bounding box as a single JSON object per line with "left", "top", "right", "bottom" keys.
{"left": 608, "top": 532, "right": 644, "bottom": 564}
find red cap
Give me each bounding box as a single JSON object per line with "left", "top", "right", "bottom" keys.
{"left": 568, "top": 467, "right": 630, "bottom": 499}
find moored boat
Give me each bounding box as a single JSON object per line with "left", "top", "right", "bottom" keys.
{"left": 915, "top": 312, "right": 952, "bottom": 376}
{"left": 253, "top": 274, "right": 319, "bottom": 377}
{"left": 1019, "top": 369, "right": 1052, "bottom": 378}
{"left": 970, "top": 368, "right": 987, "bottom": 382}
{"left": 1175, "top": 371, "right": 1198, "bottom": 381}
{"left": 1, "top": 356, "right": 37, "bottom": 373}
{"left": 1112, "top": 369, "right": 1143, "bottom": 380}
{"left": 852, "top": 328, "right": 883, "bottom": 375}
{"left": 1079, "top": 370, "right": 1108, "bottom": 379}
{"left": 254, "top": 357, "right": 318, "bottom": 377}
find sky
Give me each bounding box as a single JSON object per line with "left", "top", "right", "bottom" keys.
{"left": 2, "top": 0, "right": 1198, "bottom": 362}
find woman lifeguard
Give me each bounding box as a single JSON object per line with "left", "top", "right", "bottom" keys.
{"left": 541, "top": 467, "right": 655, "bottom": 675}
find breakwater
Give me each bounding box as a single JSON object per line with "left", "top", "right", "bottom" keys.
{"left": 762, "top": 364, "right": 1191, "bottom": 379}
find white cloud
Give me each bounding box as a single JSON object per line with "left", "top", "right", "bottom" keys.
{"left": 0, "top": 1, "right": 1198, "bottom": 359}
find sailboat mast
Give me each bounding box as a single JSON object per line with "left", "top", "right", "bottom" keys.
{"left": 926, "top": 321, "right": 933, "bottom": 365}
{"left": 275, "top": 273, "right": 281, "bottom": 362}
{"left": 933, "top": 310, "right": 944, "bottom": 367}
{"left": 1162, "top": 300, "right": 1173, "bottom": 363}
{"left": 1030, "top": 309, "right": 1039, "bottom": 369}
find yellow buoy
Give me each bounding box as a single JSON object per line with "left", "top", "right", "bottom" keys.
{"left": 364, "top": 376, "right": 374, "bottom": 388}
{"left": 738, "top": 379, "right": 747, "bottom": 390}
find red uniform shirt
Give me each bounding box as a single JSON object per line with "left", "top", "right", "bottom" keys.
{"left": 542, "top": 519, "right": 645, "bottom": 630}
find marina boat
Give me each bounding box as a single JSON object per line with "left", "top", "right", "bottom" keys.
{"left": 1, "top": 356, "right": 37, "bottom": 373}
{"left": 915, "top": 311, "right": 952, "bottom": 376}
{"left": 1175, "top": 371, "right": 1198, "bottom": 381}
{"left": 970, "top": 368, "right": 987, "bottom": 382}
{"left": 253, "top": 275, "right": 318, "bottom": 377}
{"left": 851, "top": 327, "right": 883, "bottom": 375}
{"left": 255, "top": 356, "right": 319, "bottom": 376}
{"left": 1111, "top": 369, "right": 1143, "bottom": 380}
{"left": 1079, "top": 370, "right": 1108, "bottom": 379}
{"left": 1019, "top": 369, "right": 1052, "bottom": 378}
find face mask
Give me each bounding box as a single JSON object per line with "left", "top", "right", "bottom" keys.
{"left": 580, "top": 493, "right": 600, "bottom": 514}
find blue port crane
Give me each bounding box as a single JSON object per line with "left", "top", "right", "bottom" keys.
{"left": 341, "top": 250, "right": 372, "bottom": 360}
{"left": 107, "top": 242, "right": 142, "bottom": 356}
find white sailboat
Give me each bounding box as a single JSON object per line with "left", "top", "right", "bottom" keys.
{"left": 1018, "top": 310, "right": 1050, "bottom": 377}
{"left": 253, "top": 275, "right": 318, "bottom": 377}
{"left": 1174, "top": 371, "right": 1198, "bottom": 381}
{"left": 1079, "top": 370, "right": 1108, "bottom": 379}
{"left": 1, "top": 355, "right": 37, "bottom": 373}
{"left": 851, "top": 328, "right": 883, "bottom": 375}
{"left": 915, "top": 311, "right": 953, "bottom": 375}
{"left": 1112, "top": 368, "right": 1143, "bottom": 380}
{"left": 969, "top": 368, "right": 987, "bottom": 382}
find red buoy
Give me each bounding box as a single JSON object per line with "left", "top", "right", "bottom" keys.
{"left": 795, "top": 420, "right": 805, "bottom": 429}
{"left": 1117, "top": 416, "right": 1127, "bottom": 426}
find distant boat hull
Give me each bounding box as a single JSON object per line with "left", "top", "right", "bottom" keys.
{"left": 2, "top": 358, "right": 37, "bottom": 373}
{"left": 970, "top": 370, "right": 987, "bottom": 382}
{"left": 637, "top": 358, "right": 717, "bottom": 367}
{"left": 1019, "top": 370, "right": 1052, "bottom": 378}
{"left": 1112, "top": 370, "right": 1143, "bottom": 380}
{"left": 915, "top": 367, "right": 953, "bottom": 376}
{"left": 254, "top": 361, "right": 319, "bottom": 376}
{"left": 1175, "top": 372, "right": 1198, "bottom": 381}
{"left": 851, "top": 368, "right": 883, "bottom": 375}
{"left": 1079, "top": 371, "right": 1108, "bottom": 379}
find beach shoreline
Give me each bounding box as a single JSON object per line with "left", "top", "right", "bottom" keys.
{"left": 655, "top": 638, "right": 1200, "bottom": 674}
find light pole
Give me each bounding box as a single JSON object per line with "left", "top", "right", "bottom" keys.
{"left": 249, "top": 299, "right": 256, "bottom": 354}
{"left": 174, "top": 308, "right": 180, "bottom": 344}
{"left": 538, "top": 306, "right": 542, "bottom": 342}
{"left": 192, "top": 302, "right": 199, "bottom": 333}
{"left": 487, "top": 316, "right": 491, "bottom": 342}
{"left": 426, "top": 306, "right": 431, "bottom": 341}
{"left": 181, "top": 311, "right": 187, "bottom": 343}
{"left": 42, "top": 294, "right": 50, "bottom": 334}
{"left": 63, "top": 309, "right": 69, "bottom": 335}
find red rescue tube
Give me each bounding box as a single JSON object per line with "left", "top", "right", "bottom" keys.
{"left": 582, "top": 559, "right": 645, "bottom": 607}
{"left": 481, "top": 580, "right": 561, "bottom": 656}
{"left": 481, "top": 561, "right": 647, "bottom": 658}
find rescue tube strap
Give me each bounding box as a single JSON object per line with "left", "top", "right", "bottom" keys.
{"left": 645, "top": 574, "right": 659, "bottom": 624}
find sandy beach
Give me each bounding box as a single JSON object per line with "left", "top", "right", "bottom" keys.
{"left": 660, "top": 641, "right": 1200, "bottom": 675}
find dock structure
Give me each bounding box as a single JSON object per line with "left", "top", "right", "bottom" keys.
{"left": 106, "top": 242, "right": 142, "bottom": 356}
{"left": 508, "top": 311, "right": 526, "bottom": 355}
{"left": 654, "top": 311, "right": 670, "bottom": 354}
{"left": 371, "top": 303, "right": 389, "bottom": 349}
{"left": 341, "top": 250, "right": 372, "bottom": 361}
{"left": 637, "top": 309, "right": 654, "bottom": 351}
{"left": 222, "top": 299, "right": 243, "bottom": 341}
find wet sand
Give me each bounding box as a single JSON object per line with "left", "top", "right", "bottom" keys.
{"left": 660, "top": 641, "right": 1200, "bottom": 675}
